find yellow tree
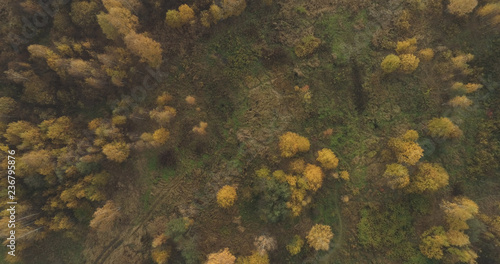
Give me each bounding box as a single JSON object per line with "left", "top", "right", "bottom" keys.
{"left": 306, "top": 224, "right": 334, "bottom": 251}
{"left": 409, "top": 162, "right": 449, "bottom": 193}
{"left": 395, "top": 38, "right": 417, "bottom": 54}
{"left": 278, "top": 132, "right": 310, "bottom": 157}
{"left": 40, "top": 116, "right": 76, "bottom": 145}
{"left": 152, "top": 128, "right": 170, "bottom": 146}
{"left": 178, "top": 4, "right": 195, "bottom": 25}
{"left": 420, "top": 226, "right": 449, "bottom": 260}
{"left": 381, "top": 54, "right": 400, "bottom": 73}
{"left": 399, "top": 54, "right": 420, "bottom": 73}
{"left": 102, "top": 141, "right": 130, "bottom": 162}
{"left": 124, "top": 32, "right": 163, "bottom": 68}
{"left": 97, "top": 6, "right": 138, "bottom": 40}
{"left": 217, "top": 185, "right": 237, "bottom": 208}
{"left": 382, "top": 163, "right": 410, "bottom": 189}
{"left": 428, "top": 117, "right": 463, "bottom": 139}
{"left": 448, "top": 96, "right": 472, "bottom": 108}
{"left": 448, "top": 0, "right": 478, "bottom": 16}
{"left": 206, "top": 248, "right": 236, "bottom": 264}
{"left": 441, "top": 197, "right": 479, "bottom": 231}
{"left": 152, "top": 248, "right": 170, "bottom": 264}
{"left": 150, "top": 106, "right": 176, "bottom": 126}
{"left": 387, "top": 130, "right": 423, "bottom": 165}
{"left": 303, "top": 164, "right": 324, "bottom": 191}
{"left": 166, "top": 10, "right": 182, "bottom": 28}
{"left": 220, "top": 0, "right": 247, "bottom": 18}
{"left": 286, "top": 235, "right": 304, "bottom": 256}
{"left": 316, "top": 148, "right": 339, "bottom": 170}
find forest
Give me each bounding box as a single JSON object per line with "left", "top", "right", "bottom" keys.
{"left": 0, "top": 0, "right": 500, "bottom": 263}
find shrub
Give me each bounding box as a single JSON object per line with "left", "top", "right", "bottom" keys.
{"left": 294, "top": 36, "right": 321, "bottom": 57}
{"left": 217, "top": 185, "right": 237, "bottom": 208}
{"left": 381, "top": 54, "right": 401, "bottom": 73}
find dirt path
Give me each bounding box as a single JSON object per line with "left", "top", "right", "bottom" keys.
{"left": 92, "top": 175, "right": 187, "bottom": 264}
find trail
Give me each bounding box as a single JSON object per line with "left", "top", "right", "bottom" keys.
{"left": 92, "top": 175, "right": 187, "bottom": 264}
{"left": 318, "top": 183, "right": 344, "bottom": 264}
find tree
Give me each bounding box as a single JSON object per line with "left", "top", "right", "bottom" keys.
{"left": 399, "top": 54, "right": 420, "bottom": 73}
{"left": 409, "top": 162, "right": 449, "bottom": 193}
{"left": 206, "top": 248, "right": 236, "bottom": 264}
{"left": 152, "top": 248, "right": 170, "bottom": 264}
{"left": 40, "top": 116, "right": 76, "bottom": 145}
{"left": 70, "top": 0, "right": 100, "bottom": 27}
{"left": 0, "top": 97, "right": 17, "bottom": 119}
{"left": 448, "top": 0, "right": 478, "bottom": 16}
{"left": 395, "top": 38, "right": 417, "bottom": 54}
{"left": 102, "top": 141, "right": 130, "bottom": 162}
{"left": 306, "top": 224, "right": 334, "bottom": 251}
{"left": 254, "top": 235, "right": 276, "bottom": 255}
{"left": 236, "top": 251, "right": 269, "bottom": 264}
{"left": 303, "top": 164, "right": 324, "bottom": 191}
{"left": 150, "top": 106, "right": 177, "bottom": 126}
{"left": 382, "top": 163, "right": 410, "bottom": 189}
{"left": 217, "top": 185, "right": 237, "bottom": 208}
{"left": 192, "top": 122, "right": 208, "bottom": 135}
{"left": 97, "top": 6, "right": 138, "bottom": 40}
{"left": 278, "top": 132, "right": 310, "bottom": 157}
{"left": 448, "top": 96, "right": 472, "bottom": 108}
{"left": 441, "top": 197, "right": 478, "bottom": 231}
{"left": 165, "top": 10, "right": 182, "bottom": 28}
{"left": 220, "top": 0, "right": 247, "bottom": 19}
{"left": 420, "top": 226, "right": 449, "bottom": 260}
{"left": 316, "top": 148, "right": 339, "bottom": 169}
{"left": 387, "top": 130, "right": 423, "bottom": 165}
{"left": 153, "top": 128, "right": 170, "bottom": 146}
{"left": 124, "top": 32, "right": 163, "bottom": 68}
{"left": 4, "top": 121, "right": 38, "bottom": 146}
{"left": 210, "top": 4, "right": 223, "bottom": 22}
{"left": 286, "top": 235, "right": 304, "bottom": 256}
{"left": 178, "top": 4, "right": 195, "bottom": 25}
{"left": 89, "top": 200, "right": 120, "bottom": 232}
{"left": 418, "top": 48, "right": 435, "bottom": 61}
{"left": 428, "top": 117, "right": 463, "bottom": 139}
{"left": 22, "top": 74, "right": 56, "bottom": 105}
{"left": 20, "top": 149, "right": 54, "bottom": 177}
{"left": 381, "top": 54, "right": 401, "bottom": 73}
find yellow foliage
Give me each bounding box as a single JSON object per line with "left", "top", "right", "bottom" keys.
{"left": 289, "top": 158, "right": 306, "bottom": 173}
{"left": 206, "top": 248, "right": 236, "bottom": 264}
{"left": 124, "top": 32, "right": 163, "bottom": 68}
{"left": 272, "top": 170, "right": 286, "bottom": 182}
{"left": 409, "top": 162, "right": 449, "bottom": 193}
{"left": 278, "top": 132, "right": 310, "bottom": 157}
{"left": 111, "top": 115, "right": 127, "bottom": 126}
{"left": 448, "top": 96, "right": 472, "bottom": 108}
{"left": 166, "top": 10, "right": 182, "bottom": 28}
{"left": 193, "top": 121, "right": 208, "bottom": 135}
{"left": 255, "top": 166, "right": 271, "bottom": 178}
{"left": 236, "top": 251, "right": 269, "bottom": 264}
{"left": 220, "top": 0, "right": 247, "bottom": 19}
{"left": 428, "top": 117, "right": 463, "bottom": 139}
{"left": 382, "top": 163, "right": 410, "bottom": 189}
{"left": 306, "top": 224, "right": 334, "bottom": 251}
{"left": 200, "top": 11, "right": 211, "bottom": 27}
{"left": 387, "top": 130, "right": 423, "bottom": 165}
{"left": 339, "top": 170, "right": 350, "bottom": 181}
{"left": 451, "top": 54, "right": 474, "bottom": 73}
{"left": 178, "top": 4, "right": 195, "bottom": 25}
{"left": 185, "top": 95, "right": 196, "bottom": 105}
{"left": 395, "top": 38, "right": 417, "bottom": 54}
{"left": 420, "top": 226, "right": 449, "bottom": 260}
{"left": 448, "top": 0, "right": 478, "bottom": 16}
{"left": 150, "top": 106, "right": 176, "bottom": 126}
{"left": 316, "top": 148, "right": 339, "bottom": 169}
{"left": 446, "top": 229, "right": 470, "bottom": 246}
{"left": 210, "top": 4, "right": 223, "bottom": 22}
{"left": 381, "top": 54, "right": 401, "bottom": 73}
{"left": 477, "top": 3, "right": 500, "bottom": 17}
{"left": 152, "top": 248, "right": 170, "bottom": 264}
{"left": 152, "top": 234, "right": 167, "bottom": 248}
{"left": 102, "top": 141, "right": 130, "bottom": 162}
{"left": 217, "top": 185, "right": 237, "bottom": 208}
{"left": 399, "top": 54, "right": 420, "bottom": 73}
{"left": 464, "top": 83, "right": 483, "bottom": 93}
{"left": 303, "top": 164, "right": 324, "bottom": 191}
{"left": 441, "top": 197, "right": 478, "bottom": 231}
{"left": 418, "top": 48, "right": 435, "bottom": 61}
{"left": 286, "top": 235, "right": 304, "bottom": 256}
{"left": 156, "top": 92, "right": 172, "bottom": 106}
{"left": 153, "top": 128, "right": 170, "bottom": 145}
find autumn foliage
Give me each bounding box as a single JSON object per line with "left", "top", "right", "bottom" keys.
{"left": 387, "top": 130, "right": 423, "bottom": 165}
{"left": 306, "top": 224, "right": 334, "bottom": 251}
{"left": 316, "top": 148, "right": 339, "bottom": 170}
{"left": 206, "top": 248, "right": 236, "bottom": 264}
{"left": 217, "top": 185, "right": 237, "bottom": 208}
{"left": 427, "top": 117, "right": 463, "bottom": 139}
{"left": 279, "top": 132, "right": 310, "bottom": 157}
